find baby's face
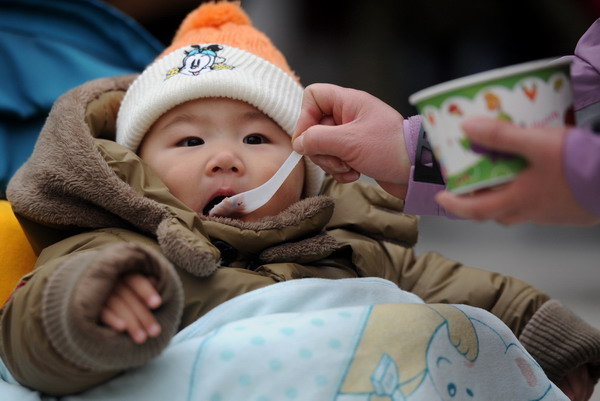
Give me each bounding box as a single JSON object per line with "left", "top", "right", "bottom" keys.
{"left": 139, "top": 98, "right": 305, "bottom": 221}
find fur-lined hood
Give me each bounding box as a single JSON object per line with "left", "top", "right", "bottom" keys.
{"left": 7, "top": 75, "right": 342, "bottom": 277}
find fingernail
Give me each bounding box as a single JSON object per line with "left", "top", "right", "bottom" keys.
{"left": 148, "top": 324, "right": 161, "bottom": 337}
{"left": 293, "top": 135, "right": 304, "bottom": 153}
{"left": 135, "top": 330, "right": 147, "bottom": 343}
{"left": 341, "top": 170, "right": 360, "bottom": 182}
{"left": 148, "top": 295, "right": 161, "bottom": 308}
{"left": 331, "top": 161, "right": 351, "bottom": 174}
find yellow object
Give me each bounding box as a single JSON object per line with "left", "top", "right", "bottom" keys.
{"left": 0, "top": 200, "right": 36, "bottom": 304}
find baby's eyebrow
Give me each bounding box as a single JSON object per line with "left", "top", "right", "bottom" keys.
{"left": 161, "top": 114, "right": 202, "bottom": 131}
{"left": 240, "top": 110, "right": 277, "bottom": 124}
{"left": 241, "top": 110, "right": 274, "bottom": 124}
{"left": 160, "top": 110, "right": 273, "bottom": 131}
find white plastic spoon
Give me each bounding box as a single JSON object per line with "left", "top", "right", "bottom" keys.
{"left": 208, "top": 151, "right": 303, "bottom": 217}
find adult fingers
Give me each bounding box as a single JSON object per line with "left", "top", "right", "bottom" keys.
{"left": 330, "top": 170, "right": 361, "bottom": 184}
{"left": 294, "top": 122, "right": 353, "bottom": 158}
{"left": 462, "top": 117, "right": 535, "bottom": 156}
{"left": 435, "top": 185, "right": 520, "bottom": 222}
{"left": 293, "top": 83, "right": 343, "bottom": 141}
{"left": 319, "top": 114, "right": 336, "bottom": 127}
{"left": 309, "top": 154, "right": 351, "bottom": 173}
{"left": 307, "top": 155, "right": 359, "bottom": 183}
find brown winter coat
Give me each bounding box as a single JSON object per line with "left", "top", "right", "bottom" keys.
{"left": 3, "top": 75, "right": 600, "bottom": 395}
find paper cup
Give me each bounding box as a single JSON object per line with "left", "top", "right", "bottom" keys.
{"left": 409, "top": 58, "right": 573, "bottom": 194}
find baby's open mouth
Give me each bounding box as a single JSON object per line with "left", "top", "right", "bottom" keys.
{"left": 203, "top": 195, "right": 228, "bottom": 215}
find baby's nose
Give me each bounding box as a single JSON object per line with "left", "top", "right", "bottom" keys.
{"left": 205, "top": 150, "right": 245, "bottom": 175}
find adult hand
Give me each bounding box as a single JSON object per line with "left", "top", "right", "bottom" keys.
{"left": 436, "top": 117, "right": 600, "bottom": 226}
{"left": 293, "top": 83, "right": 411, "bottom": 199}
{"left": 558, "top": 365, "right": 595, "bottom": 401}
{"left": 100, "top": 273, "right": 162, "bottom": 344}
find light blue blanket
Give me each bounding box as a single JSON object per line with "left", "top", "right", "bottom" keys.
{"left": 0, "top": 278, "right": 568, "bottom": 401}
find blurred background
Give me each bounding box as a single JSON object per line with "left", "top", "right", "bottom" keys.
{"left": 110, "top": 0, "right": 599, "bottom": 116}
{"left": 4, "top": 0, "right": 600, "bottom": 396}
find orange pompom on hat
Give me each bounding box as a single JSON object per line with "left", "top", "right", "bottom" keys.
{"left": 162, "top": 1, "right": 296, "bottom": 78}
{"left": 117, "top": 1, "right": 324, "bottom": 197}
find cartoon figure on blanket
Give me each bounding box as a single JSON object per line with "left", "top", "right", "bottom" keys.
{"left": 336, "top": 304, "right": 555, "bottom": 401}
{"left": 426, "top": 319, "right": 552, "bottom": 401}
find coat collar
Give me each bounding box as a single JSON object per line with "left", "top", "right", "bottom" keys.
{"left": 7, "top": 75, "right": 339, "bottom": 276}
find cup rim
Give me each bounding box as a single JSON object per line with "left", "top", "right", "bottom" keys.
{"left": 408, "top": 57, "right": 571, "bottom": 105}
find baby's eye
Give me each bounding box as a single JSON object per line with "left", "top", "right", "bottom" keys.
{"left": 243, "top": 134, "right": 268, "bottom": 145}
{"left": 178, "top": 137, "right": 204, "bottom": 147}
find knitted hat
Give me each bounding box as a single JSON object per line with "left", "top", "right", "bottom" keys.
{"left": 116, "top": 1, "right": 324, "bottom": 197}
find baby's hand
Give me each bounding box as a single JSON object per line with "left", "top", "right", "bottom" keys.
{"left": 558, "top": 364, "right": 595, "bottom": 401}
{"left": 100, "top": 273, "right": 162, "bottom": 344}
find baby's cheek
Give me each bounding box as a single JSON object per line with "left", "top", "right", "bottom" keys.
{"left": 161, "top": 173, "right": 199, "bottom": 208}
{"left": 285, "top": 167, "right": 305, "bottom": 200}
{"left": 275, "top": 178, "right": 304, "bottom": 210}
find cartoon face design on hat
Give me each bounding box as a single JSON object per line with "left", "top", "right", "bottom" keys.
{"left": 166, "top": 44, "right": 234, "bottom": 79}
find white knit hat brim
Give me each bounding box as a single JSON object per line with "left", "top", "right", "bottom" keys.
{"left": 116, "top": 44, "right": 324, "bottom": 197}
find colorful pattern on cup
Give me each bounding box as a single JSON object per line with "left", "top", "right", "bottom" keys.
{"left": 410, "top": 59, "right": 573, "bottom": 194}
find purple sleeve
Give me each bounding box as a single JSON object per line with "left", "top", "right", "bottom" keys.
{"left": 564, "top": 127, "right": 600, "bottom": 217}
{"left": 402, "top": 115, "right": 457, "bottom": 217}
{"left": 562, "top": 18, "right": 600, "bottom": 217}
{"left": 570, "top": 18, "right": 600, "bottom": 111}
